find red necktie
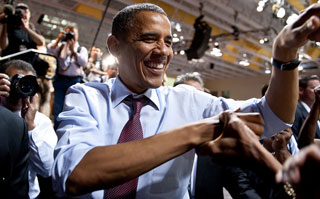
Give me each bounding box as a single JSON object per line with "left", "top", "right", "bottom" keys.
{"left": 106, "top": 97, "right": 147, "bottom": 199}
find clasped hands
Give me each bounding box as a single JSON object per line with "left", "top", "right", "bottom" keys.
{"left": 196, "top": 110, "right": 282, "bottom": 173}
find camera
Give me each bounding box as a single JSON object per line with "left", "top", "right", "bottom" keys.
{"left": 62, "top": 31, "right": 75, "bottom": 41}
{"left": 9, "top": 74, "right": 39, "bottom": 98}
{"left": 0, "top": 4, "right": 26, "bottom": 27}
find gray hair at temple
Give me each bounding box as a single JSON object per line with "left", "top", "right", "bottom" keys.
{"left": 111, "top": 3, "right": 168, "bottom": 40}
{"left": 173, "top": 72, "right": 204, "bottom": 88}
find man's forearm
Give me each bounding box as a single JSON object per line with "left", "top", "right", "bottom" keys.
{"left": 25, "top": 27, "right": 45, "bottom": 46}
{"left": 66, "top": 120, "right": 219, "bottom": 196}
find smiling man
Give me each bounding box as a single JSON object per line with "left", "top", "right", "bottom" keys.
{"left": 51, "top": 2, "right": 313, "bottom": 198}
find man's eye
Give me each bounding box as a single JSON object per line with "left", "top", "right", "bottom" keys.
{"left": 143, "top": 38, "right": 156, "bottom": 43}
{"left": 165, "top": 40, "right": 172, "bottom": 47}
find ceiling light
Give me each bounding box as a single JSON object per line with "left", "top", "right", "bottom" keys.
{"left": 259, "top": 39, "right": 265, "bottom": 44}
{"left": 239, "top": 59, "right": 250, "bottom": 66}
{"left": 286, "top": 13, "right": 298, "bottom": 25}
{"left": 265, "top": 68, "right": 271, "bottom": 74}
{"left": 180, "top": 50, "right": 185, "bottom": 55}
{"left": 210, "top": 48, "right": 222, "bottom": 57}
{"left": 257, "top": 6, "right": 264, "bottom": 12}
{"left": 272, "top": 4, "right": 286, "bottom": 19}
{"left": 173, "top": 37, "right": 180, "bottom": 43}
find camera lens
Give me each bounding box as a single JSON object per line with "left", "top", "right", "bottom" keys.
{"left": 9, "top": 74, "right": 39, "bottom": 98}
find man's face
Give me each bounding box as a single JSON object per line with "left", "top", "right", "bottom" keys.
{"left": 116, "top": 11, "right": 173, "bottom": 94}
{"left": 5, "top": 67, "right": 33, "bottom": 112}
{"left": 300, "top": 79, "right": 320, "bottom": 105}
{"left": 107, "top": 66, "right": 118, "bottom": 79}
{"left": 90, "top": 47, "right": 101, "bottom": 59}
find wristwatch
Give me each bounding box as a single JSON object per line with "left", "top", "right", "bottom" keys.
{"left": 271, "top": 58, "right": 301, "bottom": 71}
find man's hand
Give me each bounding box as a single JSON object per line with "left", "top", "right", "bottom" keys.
{"left": 196, "top": 111, "right": 264, "bottom": 156}
{"left": 276, "top": 144, "right": 320, "bottom": 199}
{"left": 21, "top": 94, "right": 38, "bottom": 131}
{"left": 273, "top": 4, "right": 320, "bottom": 62}
{"left": 0, "top": 73, "right": 11, "bottom": 97}
{"left": 272, "top": 128, "right": 293, "bottom": 152}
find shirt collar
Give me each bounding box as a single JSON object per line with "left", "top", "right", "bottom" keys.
{"left": 300, "top": 100, "right": 311, "bottom": 113}
{"left": 111, "top": 77, "right": 160, "bottom": 110}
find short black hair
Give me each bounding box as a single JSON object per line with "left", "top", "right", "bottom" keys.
{"left": 1, "top": 60, "right": 37, "bottom": 76}
{"left": 112, "top": 3, "right": 167, "bottom": 40}
{"left": 173, "top": 72, "right": 204, "bottom": 88}
{"left": 299, "top": 75, "right": 319, "bottom": 88}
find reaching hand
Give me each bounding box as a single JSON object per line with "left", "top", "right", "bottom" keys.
{"left": 273, "top": 4, "right": 320, "bottom": 62}
{"left": 276, "top": 144, "right": 320, "bottom": 199}
{"left": 0, "top": 73, "right": 11, "bottom": 97}
{"left": 314, "top": 85, "right": 320, "bottom": 102}
{"left": 272, "top": 128, "right": 293, "bottom": 152}
{"left": 21, "top": 94, "right": 38, "bottom": 131}
{"left": 196, "top": 111, "right": 264, "bottom": 157}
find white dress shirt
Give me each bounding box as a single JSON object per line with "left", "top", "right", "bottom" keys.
{"left": 25, "top": 111, "right": 57, "bottom": 199}
{"left": 52, "top": 77, "right": 289, "bottom": 198}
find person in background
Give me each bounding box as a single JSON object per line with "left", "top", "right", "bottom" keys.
{"left": 0, "top": 2, "right": 45, "bottom": 58}
{"left": 47, "top": 25, "right": 88, "bottom": 130}
{"left": 292, "top": 75, "right": 320, "bottom": 140}
{"left": 84, "top": 46, "right": 106, "bottom": 83}
{"left": 0, "top": 60, "right": 57, "bottom": 199}
{"left": 174, "top": 72, "right": 204, "bottom": 91}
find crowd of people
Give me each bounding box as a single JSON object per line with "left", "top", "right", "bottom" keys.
{"left": 0, "top": 2, "right": 320, "bottom": 199}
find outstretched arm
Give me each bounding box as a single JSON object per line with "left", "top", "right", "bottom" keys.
{"left": 266, "top": 4, "right": 320, "bottom": 124}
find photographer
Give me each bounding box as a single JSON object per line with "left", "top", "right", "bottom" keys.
{"left": 0, "top": 3, "right": 45, "bottom": 58}
{"left": 47, "top": 25, "right": 88, "bottom": 130}
{"left": 0, "top": 60, "right": 57, "bottom": 199}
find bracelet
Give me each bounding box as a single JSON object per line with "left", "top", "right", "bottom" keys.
{"left": 271, "top": 58, "right": 300, "bottom": 71}
{"left": 283, "top": 182, "right": 296, "bottom": 199}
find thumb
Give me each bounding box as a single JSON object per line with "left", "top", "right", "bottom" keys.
{"left": 295, "top": 16, "right": 319, "bottom": 40}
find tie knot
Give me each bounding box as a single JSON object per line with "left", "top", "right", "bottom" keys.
{"left": 131, "top": 96, "right": 148, "bottom": 115}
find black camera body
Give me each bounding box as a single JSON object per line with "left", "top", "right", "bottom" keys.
{"left": 62, "top": 31, "right": 75, "bottom": 41}
{"left": 10, "top": 74, "right": 39, "bottom": 98}
{"left": 0, "top": 4, "right": 25, "bottom": 27}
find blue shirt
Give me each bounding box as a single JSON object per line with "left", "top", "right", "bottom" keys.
{"left": 52, "top": 77, "right": 289, "bottom": 198}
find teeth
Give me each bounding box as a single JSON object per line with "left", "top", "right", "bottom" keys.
{"left": 145, "top": 62, "right": 164, "bottom": 69}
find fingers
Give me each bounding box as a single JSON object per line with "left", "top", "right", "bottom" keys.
{"left": 0, "top": 73, "right": 11, "bottom": 97}
{"left": 276, "top": 144, "right": 320, "bottom": 184}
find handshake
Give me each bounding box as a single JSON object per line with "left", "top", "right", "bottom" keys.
{"left": 197, "top": 110, "right": 282, "bottom": 173}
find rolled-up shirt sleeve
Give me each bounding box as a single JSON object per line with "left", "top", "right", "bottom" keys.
{"left": 237, "top": 96, "right": 291, "bottom": 138}
{"left": 52, "top": 84, "right": 106, "bottom": 197}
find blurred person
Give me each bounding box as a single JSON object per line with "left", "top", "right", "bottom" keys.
{"left": 0, "top": 3, "right": 45, "bottom": 58}
{"left": 174, "top": 72, "right": 204, "bottom": 91}
{"left": 292, "top": 75, "right": 320, "bottom": 140}
{"left": 47, "top": 25, "right": 88, "bottom": 129}
{"left": 276, "top": 144, "right": 320, "bottom": 199}
{"left": 105, "top": 64, "right": 119, "bottom": 79}
{"left": 84, "top": 46, "right": 107, "bottom": 83}
{"left": 0, "top": 60, "right": 57, "bottom": 199}
{"left": 52, "top": 2, "right": 301, "bottom": 198}
{"left": 0, "top": 105, "right": 29, "bottom": 198}
{"left": 297, "top": 85, "right": 320, "bottom": 148}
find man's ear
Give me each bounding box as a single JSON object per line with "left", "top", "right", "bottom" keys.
{"left": 107, "top": 35, "right": 120, "bottom": 57}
